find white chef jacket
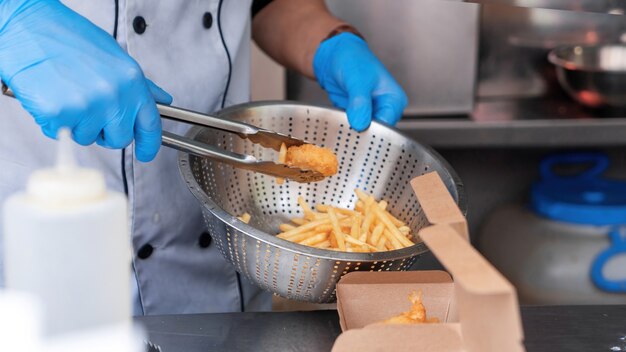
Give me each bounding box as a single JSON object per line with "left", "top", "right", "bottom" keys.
{"left": 0, "top": 0, "right": 270, "bottom": 315}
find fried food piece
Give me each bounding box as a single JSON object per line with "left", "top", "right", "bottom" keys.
{"left": 285, "top": 144, "right": 338, "bottom": 177}
{"left": 381, "top": 291, "right": 439, "bottom": 325}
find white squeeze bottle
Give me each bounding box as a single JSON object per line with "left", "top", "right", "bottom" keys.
{"left": 3, "top": 129, "right": 131, "bottom": 337}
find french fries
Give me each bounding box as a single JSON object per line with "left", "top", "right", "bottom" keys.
{"left": 238, "top": 213, "right": 251, "bottom": 224}
{"left": 279, "top": 223, "right": 296, "bottom": 232}
{"left": 328, "top": 208, "right": 347, "bottom": 250}
{"left": 275, "top": 189, "right": 414, "bottom": 252}
{"left": 238, "top": 190, "right": 413, "bottom": 252}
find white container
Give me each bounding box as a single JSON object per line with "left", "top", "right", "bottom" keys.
{"left": 0, "top": 291, "right": 43, "bottom": 352}
{"left": 480, "top": 205, "right": 626, "bottom": 305}
{"left": 480, "top": 153, "right": 626, "bottom": 305}
{"left": 3, "top": 131, "right": 131, "bottom": 337}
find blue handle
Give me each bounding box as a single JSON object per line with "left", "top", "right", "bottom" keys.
{"left": 540, "top": 153, "right": 609, "bottom": 181}
{"left": 591, "top": 227, "right": 626, "bottom": 293}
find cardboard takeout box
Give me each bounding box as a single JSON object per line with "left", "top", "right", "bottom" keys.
{"left": 332, "top": 172, "right": 525, "bottom": 352}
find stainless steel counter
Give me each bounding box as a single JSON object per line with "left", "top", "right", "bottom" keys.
{"left": 136, "top": 306, "right": 626, "bottom": 352}
{"left": 398, "top": 96, "right": 626, "bottom": 148}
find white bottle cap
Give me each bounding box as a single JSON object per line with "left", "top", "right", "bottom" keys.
{"left": 25, "top": 129, "right": 107, "bottom": 208}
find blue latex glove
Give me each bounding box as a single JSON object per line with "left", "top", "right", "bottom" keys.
{"left": 0, "top": 0, "right": 171, "bottom": 162}
{"left": 313, "top": 32, "right": 408, "bottom": 132}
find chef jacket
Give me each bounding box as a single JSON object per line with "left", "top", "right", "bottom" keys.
{"left": 0, "top": 0, "right": 272, "bottom": 315}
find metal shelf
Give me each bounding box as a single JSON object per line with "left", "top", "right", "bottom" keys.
{"left": 397, "top": 97, "right": 626, "bottom": 148}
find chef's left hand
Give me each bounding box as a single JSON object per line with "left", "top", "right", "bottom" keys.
{"left": 313, "top": 32, "right": 408, "bottom": 132}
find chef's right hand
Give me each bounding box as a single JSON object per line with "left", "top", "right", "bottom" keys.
{"left": 0, "top": 0, "right": 171, "bottom": 162}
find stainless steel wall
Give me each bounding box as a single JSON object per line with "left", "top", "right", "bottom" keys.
{"left": 288, "top": 0, "right": 626, "bottom": 112}
{"left": 468, "top": 0, "right": 626, "bottom": 14}
{"left": 474, "top": 2, "right": 626, "bottom": 99}
{"left": 288, "top": 0, "right": 480, "bottom": 116}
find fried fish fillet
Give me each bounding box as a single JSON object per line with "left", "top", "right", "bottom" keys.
{"left": 381, "top": 291, "right": 439, "bottom": 325}
{"left": 285, "top": 144, "right": 338, "bottom": 177}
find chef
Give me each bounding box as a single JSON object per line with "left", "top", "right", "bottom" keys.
{"left": 0, "top": 0, "right": 407, "bottom": 315}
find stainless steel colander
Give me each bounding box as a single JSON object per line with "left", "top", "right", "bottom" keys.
{"left": 178, "top": 101, "right": 466, "bottom": 303}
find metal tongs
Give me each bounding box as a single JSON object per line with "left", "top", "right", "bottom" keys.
{"left": 2, "top": 83, "right": 324, "bottom": 183}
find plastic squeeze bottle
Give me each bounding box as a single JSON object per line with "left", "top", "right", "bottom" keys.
{"left": 0, "top": 291, "right": 43, "bottom": 352}
{"left": 3, "top": 130, "right": 131, "bottom": 337}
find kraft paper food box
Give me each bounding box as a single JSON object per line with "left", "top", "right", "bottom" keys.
{"left": 332, "top": 172, "right": 525, "bottom": 352}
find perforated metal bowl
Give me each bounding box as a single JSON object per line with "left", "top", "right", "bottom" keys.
{"left": 178, "top": 101, "right": 465, "bottom": 303}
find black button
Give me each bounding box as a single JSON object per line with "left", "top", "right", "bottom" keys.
{"left": 202, "top": 12, "right": 213, "bottom": 29}
{"left": 198, "top": 232, "right": 212, "bottom": 248}
{"left": 137, "top": 243, "right": 153, "bottom": 259}
{"left": 133, "top": 16, "right": 147, "bottom": 34}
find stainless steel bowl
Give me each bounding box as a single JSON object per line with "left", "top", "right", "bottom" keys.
{"left": 178, "top": 101, "right": 466, "bottom": 302}
{"left": 549, "top": 44, "right": 626, "bottom": 107}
